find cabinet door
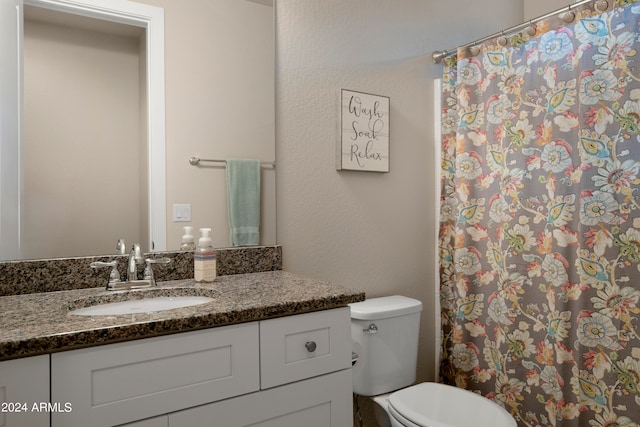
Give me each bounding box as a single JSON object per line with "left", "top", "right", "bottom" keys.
{"left": 0, "top": 355, "right": 50, "bottom": 427}
{"left": 51, "top": 323, "right": 259, "bottom": 427}
{"left": 169, "top": 369, "right": 353, "bottom": 427}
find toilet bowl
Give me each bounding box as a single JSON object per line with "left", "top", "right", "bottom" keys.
{"left": 350, "top": 296, "right": 516, "bottom": 427}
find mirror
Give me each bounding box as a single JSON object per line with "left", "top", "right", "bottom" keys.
{"left": 0, "top": 0, "right": 275, "bottom": 261}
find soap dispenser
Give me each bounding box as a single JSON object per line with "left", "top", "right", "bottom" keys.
{"left": 194, "top": 228, "right": 216, "bottom": 282}
{"left": 180, "top": 226, "right": 196, "bottom": 251}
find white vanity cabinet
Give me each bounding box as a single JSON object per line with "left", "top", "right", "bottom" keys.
{"left": 0, "top": 355, "right": 50, "bottom": 427}
{"left": 49, "top": 307, "right": 353, "bottom": 427}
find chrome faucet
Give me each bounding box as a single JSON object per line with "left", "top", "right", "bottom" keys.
{"left": 128, "top": 243, "right": 144, "bottom": 281}
{"left": 91, "top": 242, "right": 171, "bottom": 290}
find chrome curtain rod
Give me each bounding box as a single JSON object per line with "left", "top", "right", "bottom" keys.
{"left": 432, "top": 0, "right": 609, "bottom": 63}
{"left": 189, "top": 157, "right": 276, "bottom": 166}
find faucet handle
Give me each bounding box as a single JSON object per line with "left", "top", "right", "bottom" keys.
{"left": 143, "top": 257, "right": 171, "bottom": 286}
{"left": 116, "top": 239, "right": 126, "bottom": 254}
{"left": 90, "top": 260, "right": 121, "bottom": 285}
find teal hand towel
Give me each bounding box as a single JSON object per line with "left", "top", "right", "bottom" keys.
{"left": 226, "top": 159, "right": 261, "bottom": 246}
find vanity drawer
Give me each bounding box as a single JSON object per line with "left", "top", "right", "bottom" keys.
{"left": 51, "top": 323, "right": 259, "bottom": 427}
{"left": 259, "top": 307, "right": 351, "bottom": 389}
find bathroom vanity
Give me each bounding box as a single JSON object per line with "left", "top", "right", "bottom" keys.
{"left": 0, "top": 267, "right": 364, "bottom": 427}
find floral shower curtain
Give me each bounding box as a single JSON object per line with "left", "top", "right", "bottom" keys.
{"left": 439, "top": 2, "right": 640, "bottom": 426}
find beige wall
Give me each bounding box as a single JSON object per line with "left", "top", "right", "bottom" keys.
{"left": 524, "top": 0, "right": 570, "bottom": 20}
{"left": 133, "top": 0, "right": 276, "bottom": 250}
{"left": 275, "top": 0, "right": 522, "bottom": 424}
{"left": 23, "top": 19, "right": 142, "bottom": 259}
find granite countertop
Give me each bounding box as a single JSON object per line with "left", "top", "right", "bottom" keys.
{"left": 0, "top": 271, "right": 365, "bottom": 361}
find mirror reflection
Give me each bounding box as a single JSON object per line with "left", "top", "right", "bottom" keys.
{"left": 23, "top": 6, "right": 149, "bottom": 259}
{"left": 5, "top": 0, "right": 275, "bottom": 261}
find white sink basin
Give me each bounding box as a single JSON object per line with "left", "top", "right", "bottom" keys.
{"left": 70, "top": 296, "right": 213, "bottom": 316}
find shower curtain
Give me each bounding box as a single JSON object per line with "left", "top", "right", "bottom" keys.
{"left": 439, "top": 2, "right": 640, "bottom": 426}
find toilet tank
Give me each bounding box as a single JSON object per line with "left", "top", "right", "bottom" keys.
{"left": 350, "top": 295, "right": 423, "bottom": 396}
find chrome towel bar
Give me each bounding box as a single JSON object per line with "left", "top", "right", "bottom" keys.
{"left": 189, "top": 157, "right": 276, "bottom": 166}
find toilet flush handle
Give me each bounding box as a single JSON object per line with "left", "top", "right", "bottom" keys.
{"left": 363, "top": 323, "right": 378, "bottom": 334}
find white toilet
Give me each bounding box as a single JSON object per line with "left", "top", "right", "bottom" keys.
{"left": 350, "top": 295, "right": 516, "bottom": 427}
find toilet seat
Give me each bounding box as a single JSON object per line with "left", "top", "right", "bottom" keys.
{"left": 387, "top": 382, "right": 516, "bottom": 427}
{"left": 388, "top": 403, "right": 420, "bottom": 427}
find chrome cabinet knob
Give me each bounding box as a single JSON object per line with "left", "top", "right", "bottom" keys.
{"left": 305, "top": 341, "right": 317, "bottom": 352}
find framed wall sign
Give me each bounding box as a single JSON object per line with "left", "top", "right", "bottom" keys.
{"left": 337, "top": 89, "right": 389, "bottom": 172}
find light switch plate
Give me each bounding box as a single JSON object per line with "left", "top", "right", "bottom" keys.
{"left": 173, "top": 204, "right": 191, "bottom": 222}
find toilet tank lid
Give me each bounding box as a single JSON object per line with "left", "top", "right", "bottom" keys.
{"left": 349, "top": 295, "right": 423, "bottom": 320}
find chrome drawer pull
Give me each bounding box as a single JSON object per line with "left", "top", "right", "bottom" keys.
{"left": 305, "top": 341, "right": 317, "bottom": 352}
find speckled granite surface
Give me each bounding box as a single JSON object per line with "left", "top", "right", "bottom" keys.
{"left": 0, "top": 245, "right": 282, "bottom": 296}
{"left": 0, "top": 270, "right": 365, "bottom": 361}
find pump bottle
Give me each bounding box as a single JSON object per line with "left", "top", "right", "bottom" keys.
{"left": 180, "top": 226, "right": 196, "bottom": 251}
{"left": 194, "top": 228, "right": 216, "bottom": 282}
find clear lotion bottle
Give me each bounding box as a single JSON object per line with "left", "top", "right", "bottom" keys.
{"left": 180, "top": 226, "right": 196, "bottom": 251}
{"left": 194, "top": 228, "right": 216, "bottom": 282}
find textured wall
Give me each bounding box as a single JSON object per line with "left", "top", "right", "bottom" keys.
{"left": 275, "top": 0, "right": 522, "bottom": 424}
{"left": 524, "top": 0, "right": 567, "bottom": 20}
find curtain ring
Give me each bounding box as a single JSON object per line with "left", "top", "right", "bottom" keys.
{"left": 497, "top": 36, "right": 508, "bottom": 47}
{"left": 524, "top": 26, "right": 536, "bottom": 37}
{"left": 469, "top": 45, "right": 480, "bottom": 57}
{"left": 562, "top": 11, "right": 576, "bottom": 23}
{"left": 595, "top": 0, "right": 609, "bottom": 12}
